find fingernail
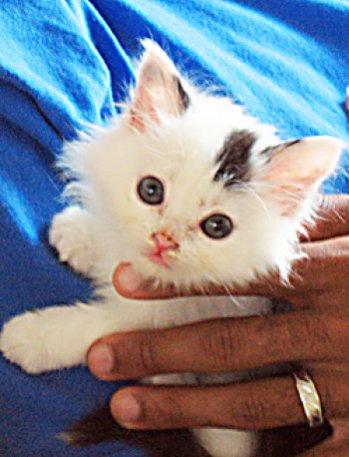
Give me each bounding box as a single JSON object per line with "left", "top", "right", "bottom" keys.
{"left": 118, "top": 265, "right": 143, "bottom": 293}
{"left": 113, "top": 393, "right": 141, "bottom": 424}
{"left": 89, "top": 344, "right": 114, "bottom": 376}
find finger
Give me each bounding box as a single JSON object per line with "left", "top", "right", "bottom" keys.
{"left": 88, "top": 311, "right": 348, "bottom": 381}
{"left": 109, "top": 373, "right": 349, "bottom": 431}
{"left": 302, "top": 194, "right": 349, "bottom": 242}
{"left": 110, "top": 377, "right": 304, "bottom": 430}
{"left": 113, "top": 262, "right": 292, "bottom": 300}
{"left": 113, "top": 263, "right": 181, "bottom": 299}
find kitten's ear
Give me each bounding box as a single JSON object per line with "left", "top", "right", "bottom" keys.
{"left": 260, "top": 136, "right": 344, "bottom": 215}
{"left": 126, "top": 40, "right": 190, "bottom": 131}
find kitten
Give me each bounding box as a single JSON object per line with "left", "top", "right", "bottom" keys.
{"left": 0, "top": 41, "right": 343, "bottom": 457}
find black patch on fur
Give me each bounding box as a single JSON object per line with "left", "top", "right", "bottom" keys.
{"left": 214, "top": 130, "right": 256, "bottom": 187}
{"left": 64, "top": 405, "right": 211, "bottom": 457}
{"left": 175, "top": 76, "right": 190, "bottom": 111}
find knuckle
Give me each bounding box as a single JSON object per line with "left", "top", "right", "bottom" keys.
{"left": 148, "top": 392, "right": 186, "bottom": 427}
{"left": 257, "top": 312, "right": 334, "bottom": 362}
{"left": 253, "top": 316, "right": 282, "bottom": 360}
{"left": 299, "top": 313, "right": 333, "bottom": 352}
{"left": 240, "top": 393, "right": 268, "bottom": 430}
{"left": 201, "top": 320, "right": 240, "bottom": 370}
{"left": 278, "top": 312, "right": 333, "bottom": 358}
{"left": 135, "top": 335, "right": 159, "bottom": 373}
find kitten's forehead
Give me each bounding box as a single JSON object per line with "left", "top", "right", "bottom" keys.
{"left": 134, "top": 129, "right": 257, "bottom": 221}
{"left": 143, "top": 128, "right": 258, "bottom": 189}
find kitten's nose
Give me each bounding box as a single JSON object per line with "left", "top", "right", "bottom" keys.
{"left": 151, "top": 231, "right": 179, "bottom": 253}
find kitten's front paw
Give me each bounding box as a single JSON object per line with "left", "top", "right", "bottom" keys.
{"left": 0, "top": 312, "right": 54, "bottom": 374}
{"left": 49, "top": 206, "right": 96, "bottom": 276}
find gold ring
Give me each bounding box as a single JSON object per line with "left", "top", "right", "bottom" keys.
{"left": 293, "top": 369, "right": 324, "bottom": 428}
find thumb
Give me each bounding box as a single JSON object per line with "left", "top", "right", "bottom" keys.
{"left": 113, "top": 263, "right": 177, "bottom": 299}
{"left": 112, "top": 263, "right": 286, "bottom": 300}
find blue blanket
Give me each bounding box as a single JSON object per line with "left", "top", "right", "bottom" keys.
{"left": 0, "top": 1, "right": 348, "bottom": 456}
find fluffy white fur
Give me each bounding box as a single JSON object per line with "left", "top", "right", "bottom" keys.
{"left": 0, "top": 41, "right": 344, "bottom": 457}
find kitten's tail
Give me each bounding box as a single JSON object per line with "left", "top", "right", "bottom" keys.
{"left": 61, "top": 405, "right": 211, "bottom": 457}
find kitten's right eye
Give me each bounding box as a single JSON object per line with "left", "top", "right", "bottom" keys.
{"left": 137, "top": 176, "right": 164, "bottom": 205}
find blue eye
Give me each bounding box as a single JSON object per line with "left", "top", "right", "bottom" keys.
{"left": 137, "top": 176, "right": 164, "bottom": 205}
{"left": 200, "top": 214, "right": 233, "bottom": 239}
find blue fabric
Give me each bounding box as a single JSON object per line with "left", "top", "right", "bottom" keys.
{"left": 0, "top": 1, "right": 348, "bottom": 456}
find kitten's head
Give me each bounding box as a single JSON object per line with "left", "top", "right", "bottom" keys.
{"left": 67, "top": 41, "right": 343, "bottom": 290}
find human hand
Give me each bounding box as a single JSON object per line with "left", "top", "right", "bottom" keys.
{"left": 88, "top": 194, "right": 349, "bottom": 457}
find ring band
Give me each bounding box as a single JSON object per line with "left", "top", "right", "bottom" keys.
{"left": 293, "top": 369, "right": 324, "bottom": 428}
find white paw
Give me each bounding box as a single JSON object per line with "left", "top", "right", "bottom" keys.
{"left": 49, "top": 206, "right": 95, "bottom": 276}
{"left": 0, "top": 312, "right": 57, "bottom": 374}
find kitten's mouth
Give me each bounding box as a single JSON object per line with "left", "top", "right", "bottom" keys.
{"left": 145, "top": 231, "right": 179, "bottom": 269}
{"left": 146, "top": 249, "right": 175, "bottom": 269}
{"left": 146, "top": 251, "right": 174, "bottom": 269}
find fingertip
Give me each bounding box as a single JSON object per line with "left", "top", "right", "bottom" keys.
{"left": 87, "top": 342, "right": 116, "bottom": 380}
{"left": 110, "top": 388, "right": 143, "bottom": 428}
{"left": 112, "top": 262, "right": 128, "bottom": 288}
{"left": 113, "top": 263, "right": 144, "bottom": 297}
{"left": 113, "top": 263, "right": 178, "bottom": 299}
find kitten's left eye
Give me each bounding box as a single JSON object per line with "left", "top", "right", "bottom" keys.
{"left": 200, "top": 214, "right": 233, "bottom": 239}
{"left": 137, "top": 176, "right": 164, "bottom": 205}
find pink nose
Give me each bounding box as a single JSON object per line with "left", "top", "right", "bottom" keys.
{"left": 151, "top": 232, "right": 179, "bottom": 253}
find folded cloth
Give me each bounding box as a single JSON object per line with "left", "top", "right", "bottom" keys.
{"left": 0, "top": 1, "right": 348, "bottom": 456}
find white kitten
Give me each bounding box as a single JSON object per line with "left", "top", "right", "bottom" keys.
{"left": 0, "top": 41, "right": 343, "bottom": 457}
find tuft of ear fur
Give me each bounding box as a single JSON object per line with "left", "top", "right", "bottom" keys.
{"left": 126, "top": 40, "right": 190, "bottom": 131}
{"left": 259, "top": 136, "right": 344, "bottom": 216}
